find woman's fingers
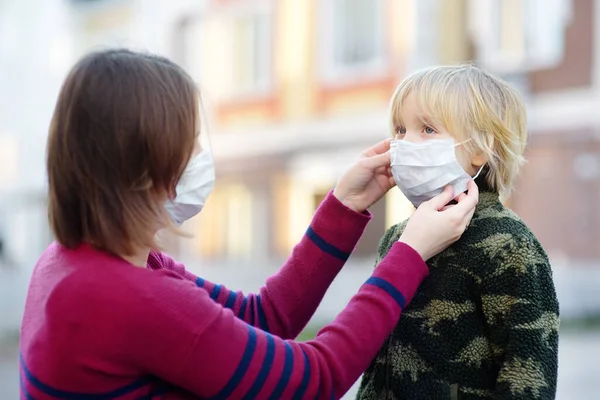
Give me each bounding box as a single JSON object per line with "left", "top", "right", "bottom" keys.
{"left": 388, "top": 175, "right": 396, "bottom": 188}
{"left": 444, "top": 180, "right": 479, "bottom": 226}
{"left": 359, "top": 151, "right": 391, "bottom": 170}
{"left": 361, "top": 138, "right": 391, "bottom": 158}
{"left": 451, "top": 180, "right": 479, "bottom": 215}
{"left": 425, "top": 185, "right": 455, "bottom": 211}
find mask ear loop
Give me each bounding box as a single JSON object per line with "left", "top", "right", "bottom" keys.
{"left": 453, "top": 138, "right": 473, "bottom": 147}
{"left": 472, "top": 164, "right": 485, "bottom": 179}
{"left": 453, "top": 138, "right": 485, "bottom": 179}
{"left": 390, "top": 135, "right": 401, "bottom": 165}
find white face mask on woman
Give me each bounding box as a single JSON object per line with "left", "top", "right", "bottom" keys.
{"left": 390, "top": 138, "right": 483, "bottom": 207}
{"left": 165, "top": 149, "right": 215, "bottom": 225}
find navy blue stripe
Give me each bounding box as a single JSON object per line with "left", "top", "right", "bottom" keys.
{"left": 238, "top": 297, "right": 248, "bottom": 319}
{"left": 313, "top": 378, "right": 321, "bottom": 400}
{"left": 20, "top": 353, "right": 151, "bottom": 399}
{"left": 196, "top": 276, "right": 205, "bottom": 288}
{"left": 291, "top": 350, "right": 311, "bottom": 400}
{"left": 137, "top": 385, "right": 168, "bottom": 400}
{"left": 20, "top": 373, "right": 35, "bottom": 400}
{"left": 224, "top": 291, "right": 237, "bottom": 309}
{"left": 365, "top": 277, "right": 406, "bottom": 309}
{"left": 268, "top": 342, "right": 294, "bottom": 400}
{"left": 256, "top": 295, "right": 269, "bottom": 332}
{"left": 248, "top": 299, "right": 256, "bottom": 325}
{"left": 242, "top": 332, "right": 276, "bottom": 399}
{"left": 207, "top": 325, "right": 258, "bottom": 400}
{"left": 210, "top": 284, "right": 223, "bottom": 301}
{"left": 305, "top": 227, "right": 350, "bottom": 261}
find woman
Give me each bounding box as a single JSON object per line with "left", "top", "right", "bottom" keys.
{"left": 19, "top": 49, "right": 478, "bottom": 399}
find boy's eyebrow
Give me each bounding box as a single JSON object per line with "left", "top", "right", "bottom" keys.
{"left": 418, "top": 114, "right": 435, "bottom": 126}
{"left": 392, "top": 112, "right": 404, "bottom": 126}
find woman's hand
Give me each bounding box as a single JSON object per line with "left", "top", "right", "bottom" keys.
{"left": 333, "top": 139, "right": 395, "bottom": 213}
{"left": 399, "top": 180, "right": 479, "bottom": 261}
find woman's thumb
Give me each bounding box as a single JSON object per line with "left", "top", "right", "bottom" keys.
{"left": 425, "top": 185, "right": 454, "bottom": 210}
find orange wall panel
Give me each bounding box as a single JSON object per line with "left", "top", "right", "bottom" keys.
{"left": 315, "top": 75, "right": 397, "bottom": 114}
{"left": 215, "top": 95, "right": 281, "bottom": 128}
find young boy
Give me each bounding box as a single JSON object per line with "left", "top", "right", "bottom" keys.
{"left": 356, "top": 65, "right": 559, "bottom": 400}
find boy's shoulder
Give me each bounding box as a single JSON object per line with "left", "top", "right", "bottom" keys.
{"left": 454, "top": 203, "right": 551, "bottom": 281}
{"left": 377, "top": 219, "right": 409, "bottom": 255}
{"left": 379, "top": 202, "right": 550, "bottom": 272}
{"left": 380, "top": 204, "right": 539, "bottom": 244}
{"left": 466, "top": 203, "right": 548, "bottom": 261}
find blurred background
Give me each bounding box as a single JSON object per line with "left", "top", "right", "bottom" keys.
{"left": 1, "top": 0, "right": 599, "bottom": 398}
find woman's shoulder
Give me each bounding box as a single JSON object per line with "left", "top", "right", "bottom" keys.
{"left": 31, "top": 244, "right": 191, "bottom": 309}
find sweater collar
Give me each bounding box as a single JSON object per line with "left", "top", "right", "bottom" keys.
{"left": 472, "top": 171, "right": 502, "bottom": 214}
{"left": 475, "top": 190, "right": 501, "bottom": 213}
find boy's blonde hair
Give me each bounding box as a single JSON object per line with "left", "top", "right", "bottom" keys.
{"left": 389, "top": 64, "right": 527, "bottom": 196}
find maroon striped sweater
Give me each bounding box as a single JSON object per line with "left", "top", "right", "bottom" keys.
{"left": 19, "top": 192, "right": 428, "bottom": 399}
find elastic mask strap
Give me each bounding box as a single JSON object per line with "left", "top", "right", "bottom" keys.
{"left": 455, "top": 138, "right": 484, "bottom": 179}
{"left": 453, "top": 138, "right": 473, "bottom": 147}
{"left": 472, "top": 164, "right": 485, "bottom": 179}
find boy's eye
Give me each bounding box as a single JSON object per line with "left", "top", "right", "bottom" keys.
{"left": 424, "top": 126, "right": 437, "bottom": 134}
{"left": 395, "top": 126, "right": 406, "bottom": 135}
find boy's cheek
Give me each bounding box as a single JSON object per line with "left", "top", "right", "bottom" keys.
{"left": 454, "top": 149, "right": 477, "bottom": 175}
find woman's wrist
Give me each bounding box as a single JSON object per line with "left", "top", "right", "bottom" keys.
{"left": 332, "top": 189, "right": 365, "bottom": 213}
{"left": 397, "top": 236, "right": 427, "bottom": 261}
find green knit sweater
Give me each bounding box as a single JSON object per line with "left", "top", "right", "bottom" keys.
{"left": 356, "top": 190, "right": 559, "bottom": 400}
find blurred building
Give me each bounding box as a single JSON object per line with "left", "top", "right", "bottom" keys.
{"left": 172, "top": 0, "right": 595, "bottom": 274}
{"left": 179, "top": 0, "right": 425, "bottom": 267}
{"left": 0, "top": 0, "right": 597, "bottom": 330}
{"left": 0, "top": 0, "right": 76, "bottom": 334}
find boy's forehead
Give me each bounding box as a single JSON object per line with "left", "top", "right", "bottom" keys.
{"left": 397, "top": 93, "right": 437, "bottom": 124}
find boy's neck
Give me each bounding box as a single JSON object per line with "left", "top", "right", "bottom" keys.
{"left": 474, "top": 169, "right": 495, "bottom": 194}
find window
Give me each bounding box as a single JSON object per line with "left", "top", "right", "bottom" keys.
{"left": 192, "top": 184, "right": 254, "bottom": 261}
{"left": 469, "top": 0, "right": 572, "bottom": 72}
{"left": 322, "top": 0, "right": 386, "bottom": 78}
{"left": 231, "top": 12, "right": 271, "bottom": 93}
{"left": 72, "top": 1, "right": 134, "bottom": 54}
{"left": 0, "top": 134, "right": 18, "bottom": 186}
{"left": 193, "top": 187, "right": 226, "bottom": 258}
{"left": 312, "top": 190, "right": 329, "bottom": 212}
{"left": 186, "top": 2, "right": 273, "bottom": 99}
{"left": 173, "top": 15, "right": 201, "bottom": 73}
{"left": 224, "top": 185, "right": 253, "bottom": 259}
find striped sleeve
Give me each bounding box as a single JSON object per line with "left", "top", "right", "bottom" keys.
{"left": 155, "top": 191, "right": 372, "bottom": 339}
{"left": 134, "top": 241, "right": 428, "bottom": 399}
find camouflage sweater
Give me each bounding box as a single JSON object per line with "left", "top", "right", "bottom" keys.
{"left": 356, "top": 191, "right": 559, "bottom": 400}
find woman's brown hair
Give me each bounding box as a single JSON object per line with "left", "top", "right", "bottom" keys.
{"left": 47, "top": 49, "right": 199, "bottom": 256}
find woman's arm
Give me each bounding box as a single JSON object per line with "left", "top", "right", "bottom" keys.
{"left": 152, "top": 191, "right": 371, "bottom": 339}
{"left": 134, "top": 241, "right": 428, "bottom": 400}
{"left": 130, "top": 178, "right": 478, "bottom": 399}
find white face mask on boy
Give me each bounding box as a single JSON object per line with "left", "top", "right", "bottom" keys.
{"left": 164, "top": 149, "right": 216, "bottom": 226}
{"left": 390, "top": 138, "right": 484, "bottom": 207}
